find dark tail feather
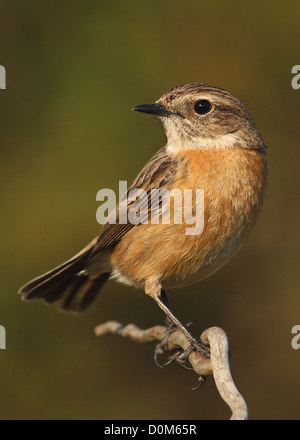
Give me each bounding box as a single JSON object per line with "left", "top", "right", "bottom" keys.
{"left": 60, "top": 273, "right": 110, "bottom": 312}
{"left": 18, "top": 239, "right": 110, "bottom": 313}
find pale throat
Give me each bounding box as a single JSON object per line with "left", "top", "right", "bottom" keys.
{"left": 163, "top": 119, "right": 243, "bottom": 154}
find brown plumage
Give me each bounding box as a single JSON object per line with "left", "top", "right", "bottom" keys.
{"left": 19, "top": 83, "right": 268, "bottom": 336}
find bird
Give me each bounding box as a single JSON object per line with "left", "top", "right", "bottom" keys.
{"left": 19, "top": 83, "right": 268, "bottom": 356}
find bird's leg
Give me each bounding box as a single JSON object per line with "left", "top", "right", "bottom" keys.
{"left": 145, "top": 280, "right": 210, "bottom": 364}
{"left": 154, "top": 289, "right": 210, "bottom": 358}
{"left": 152, "top": 290, "right": 182, "bottom": 367}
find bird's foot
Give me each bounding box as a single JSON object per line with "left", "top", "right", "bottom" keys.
{"left": 154, "top": 320, "right": 209, "bottom": 370}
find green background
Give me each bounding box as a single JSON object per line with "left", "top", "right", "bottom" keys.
{"left": 0, "top": 1, "right": 299, "bottom": 420}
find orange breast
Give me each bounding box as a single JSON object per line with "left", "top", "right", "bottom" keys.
{"left": 110, "top": 148, "right": 268, "bottom": 289}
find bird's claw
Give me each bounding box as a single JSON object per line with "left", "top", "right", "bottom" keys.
{"left": 154, "top": 320, "right": 208, "bottom": 370}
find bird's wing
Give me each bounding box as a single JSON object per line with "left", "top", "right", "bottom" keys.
{"left": 87, "top": 146, "right": 181, "bottom": 263}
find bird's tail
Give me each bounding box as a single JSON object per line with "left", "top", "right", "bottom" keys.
{"left": 18, "top": 239, "right": 110, "bottom": 313}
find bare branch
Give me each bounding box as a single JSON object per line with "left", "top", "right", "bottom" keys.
{"left": 200, "top": 327, "right": 248, "bottom": 420}
{"left": 94, "top": 321, "right": 248, "bottom": 420}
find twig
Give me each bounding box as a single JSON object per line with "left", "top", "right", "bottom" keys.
{"left": 94, "top": 321, "right": 248, "bottom": 420}
{"left": 200, "top": 327, "right": 248, "bottom": 420}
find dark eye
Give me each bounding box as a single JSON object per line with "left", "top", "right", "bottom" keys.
{"left": 194, "top": 100, "right": 212, "bottom": 115}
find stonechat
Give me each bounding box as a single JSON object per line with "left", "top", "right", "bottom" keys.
{"left": 19, "top": 83, "right": 268, "bottom": 352}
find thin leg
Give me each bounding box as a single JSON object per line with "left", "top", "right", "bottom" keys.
{"left": 160, "top": 289, "right": 173, "bottom": 327}
{"left": 153, "top": 289, "right": 210, "bottom": 358}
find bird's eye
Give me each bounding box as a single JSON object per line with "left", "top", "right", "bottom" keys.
{"left": 194, "top": 100, "right": 212, "bottom": 115}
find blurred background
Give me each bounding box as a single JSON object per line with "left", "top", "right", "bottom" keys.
{"left": 0, "top": 0, "right": 299, "bottom": 420}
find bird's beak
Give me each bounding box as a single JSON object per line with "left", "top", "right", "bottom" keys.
{"left": 132, "top": 103, "right": 171, "bottom": 117}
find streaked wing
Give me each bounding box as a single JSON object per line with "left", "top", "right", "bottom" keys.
{"left": 87, "top": 146, "right": 180, "bottom": 262}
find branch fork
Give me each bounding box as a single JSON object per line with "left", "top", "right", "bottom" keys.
{"left": 94, "top": 321, "right": 248, "bottom": 420}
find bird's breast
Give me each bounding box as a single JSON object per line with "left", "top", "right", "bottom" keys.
{"left": 161, "top": 147, "right": 268, "bottom": 286}
{"left": 111, "top": 147, "right": 268, "bottom": 289}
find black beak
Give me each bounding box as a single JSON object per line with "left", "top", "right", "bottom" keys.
{"left": 132, "top": 103, "right": 170, "bottom": 117}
